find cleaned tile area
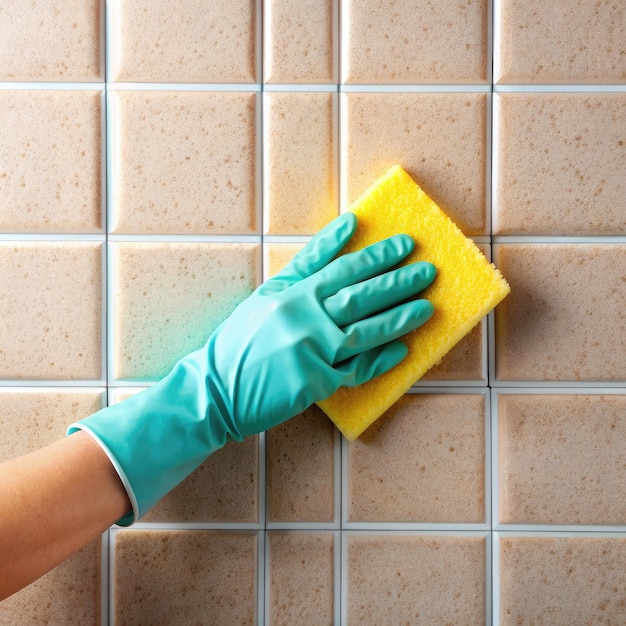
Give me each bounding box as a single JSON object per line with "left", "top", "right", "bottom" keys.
{"left": 2, "top": 0, "right": 625, "bottom": 623}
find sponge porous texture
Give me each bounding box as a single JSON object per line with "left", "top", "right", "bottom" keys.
{"left": 317, "top": 165, "right": 510, "bottom": 440}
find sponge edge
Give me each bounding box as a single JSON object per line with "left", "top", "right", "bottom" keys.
{"left": 316, "top": 165, "right": 510, "bottom": 440}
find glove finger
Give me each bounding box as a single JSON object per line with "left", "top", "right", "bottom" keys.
{"left": 334, "top": 340, "right": 408, "bottom": 387}
{"left": 261, "top": 213, "right": 357, "bottom": 294}
{"left": 335, "top": 299, "right": 434, "bottom": 363}
{"left": 323, "top": 261, "right": 436, "bottom": 327}
{"left": 311, "top": 234, "right": 415, "bottom": 299}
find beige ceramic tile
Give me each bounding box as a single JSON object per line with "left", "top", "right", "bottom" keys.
{"left": 0, "top": 389, "right": 104, "bottom": 460}
{"left": 494, "top": 244, "right": 626, "bottom": 382}
{"left": 496, "top": 0, "right": 626, "bottom": 84}
{"left": 111, "top": 0, "right": 257, "bottom": 82}
{"left": 264, "top": 0, "right": 336, "bottom": 83}
{"left": 0, "top": 0, "right": 102, "bottom": 81}
{"left": 111, "top": 91, "right": 258, "bottom": 235}
{"left": 264, "top": 92, "right": 338, "bottom": 235}
{"left": 114, "top": 530, "right": 257, "bottom": 625}
{"left": 112, "top": 242, "right": 259, "bottom": 380}
{"left": 0, "top": 540, "right": 101, "bottom": 625}
{"left": 266, "top": 406, "right": 336, "bottom": 523}
{"left": 264, "top": 243, "right": 306, "bottom": 281}
{"left": 348, "top": 394, "right": 485, "bottom": 523}
{"left": 0, "top": 91, "right": 102, "bottom": 233}
{"left": 268, "top": 532, "right": 335, "bottom": 625}
{"left": 343, "top": 92, "right": 488, "bottom": 235}
{"left": 0, "top": 242, "right": 103, "bottom": 380}
{"left": 343, "top": 0, "right": 488, "bottom": 84}
{"left": 494, "top": 93, "right": 626, "bottom": 235}
{"left": 499, "top": 536, "right": 626, "bottom": 625}
{"left": 347, "top": 534, "right": 486, "bottom": 624}
{"left": 498, "top": 394, "right": 626, "bottom": 525}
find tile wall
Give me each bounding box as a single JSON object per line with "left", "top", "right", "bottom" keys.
{"left": 0, "top": 0, "right": 624, "bottom": 624}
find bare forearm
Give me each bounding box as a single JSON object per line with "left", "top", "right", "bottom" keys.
{"left": 0, "top": 431, "right": 130, "bottom": 600}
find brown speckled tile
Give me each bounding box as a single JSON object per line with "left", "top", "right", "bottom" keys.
{"left": 264, "top": 0, "right": 336, "bottom": 83}
{"left": 496, "top": 0, "right": 626, "bottom": 84}
{"left": 0, "top": 540, "right": 101, "bottom": 625}
{"left": 494, "top": 244, "right": 626, "bottom": 382}
{"left": 0, "top": 90, "right": 103, "bottom": 233}
{"left": 343, "top": 92, "right": 488, "bottom": 235}
{"left": 348, "top": 394, "right": 486, "bottom": 523}
{"left": 111, "top": 0, "right": 258, "bottom": 83}
{"left": 268, "top": 532, "right": 335, "bottom": 625}
{"left": 112, "top": 242, "right": 259, "bottom": 381}
{"left": 498, "top": 394, "right": 626, "bottom": 526}
{"left": 114, "top": 387, "right": 259, "bottom": 523}
{"left": 0, "top": 242, "right": 103, "bottom": 380}
{"left": 499, "top": 536, "right": 626, "bottom": 625}
{"left": 0, "top": 389, "right": 104, "bottom": 460}
{"left": 347, "top": 534, "right": 486, "bottom": 624}
{"left": 494, "top": 93, "right": 626, "bottom": 235}
{"left": 111, "top": 91, "right": 258, "bottom": 235}
{"left": 267, "top": 406, "right": 336, "bottom": 523}
{"left": 113, "top": 530, "right": 257, "bottom": 625}
{"left": 343, "top": 0, "right": 488, "bottom": 84}
{"left": 0, "top": 0, "right": 102, "bottom": 81}
{"left": 264, "top": 92, "right": 338, "bottom": 235}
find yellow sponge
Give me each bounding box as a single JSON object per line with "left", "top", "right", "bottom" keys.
{"left": 316, "top": 165, "right": 510, "bottom": 440}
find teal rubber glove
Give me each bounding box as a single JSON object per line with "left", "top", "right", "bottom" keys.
{"left": 68, "top": 213, "right": 436, "bottom": 525}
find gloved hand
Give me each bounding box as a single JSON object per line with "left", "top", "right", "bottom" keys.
{"left": 68, "top": 213, "right": 436, "bottom": 525}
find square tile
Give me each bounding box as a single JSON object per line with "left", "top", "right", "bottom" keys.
{"left": 266, "top": 406, "right": 336, "bottom": 523}
{"left": 347, "top": 394, "right": 486, "bottom": 523}
{"left": 0, "top": 242, "right": 103, "bottom": 380}
{"left": 264, "top": 0, "right": 336, "bottom": 83}
{"left": 496, "top": 0, "right": 626, "bottom": 84}
{"left": 493, "top": 244, "right": 626, "bottom": 382}
{"left": 498, "top": 394, "right": 626, "bottom": 525}
{"left": 346, "top": 534, "right": 486, "bottom": 624}
{"left": 112, "top": 242, "right": 259, "bottom": 381}
{"left": 264, "top": 243, "right": 306, "bottom": 281}
{"left": 264, "top": 92, "right": 338, "bottom": 235}
{"left": 343, "top": 92, "right": 488, "bottom": 235}
{"left": 110, "top": 0, "right": 258, "bottom": 82}
{"left": 113, "top": 530, "right": 257, "bottom": 625}
{"left": 0, "top": 0, "right": 102, "bottom": 81}
{"left": 0, "top": 389, "right": 104, "bottom": 461}
{"left": 342, "top": 0, "right": 489, "bottom": 84}
{"left": 110, "top": 91, "right": 258, "bottom": 235}
{"left": 499, "top": 536, "right": 626, "bottom": 624}
{"left": 494, "top": 93, "right": 626, "bottom": 235}
{"left": 267, "top": 532, "right": 335, "bottom": 625}
{"left": 0, "top": 540, "right": 101, "bottom": 624}
{"left": 0, "top": 90, "right": 103, "bottom": 234}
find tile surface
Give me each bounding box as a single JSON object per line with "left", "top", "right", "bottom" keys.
{"left": 0, "top": 242, "right": 103, "bottom": 380}
{"left": 268, "top": 532, "right": 335, "bottom": 625}
{"left": 113, "top": 530, "right": 257, "bottom": 625}
{"left": 111, "top": 91, "right": 258, "bottom": 235}
{"left": 266, "top": 406, "right": 336, "bottom": 523}
{"left": 499, "top": 536, "right": 626, "bottom": 624}
{"left": 494, "top": 244, "right": 626, "bottom": 382}
{"left": 0, "top": 90, "right": 103, "bottom": 233}
{"left": 498, "top": 394, "right": 626, "bottom": 526}
{"left": 494, "top": 93, "right": 626, "bottom": 235}
{"left": 343, "top": 92, "right": 488, "bottom": 235}
{"left": 346, "top": 534, "right": 486, "bottom": 624}
{"left": 496, "top": 0, "right": 626, "bottom": 84}
{"left": 343, "top": 0, "right": 489, "bottom": 84}
{"left": 264, "top": 91, "right": 338, "bottom": 235}
{"left": 347, "top": 394, "right": 486, "bottom": 523}
{"left": 112, "top": 242, "right": 259, "bottom": 380}
{"left": 111, "top": 0, "right": 258, "bottom": 82}
{"left": 0, "top": 0, "right": 102, "bottom": 81}
{"left": 264, "top": 0, "right": 336, "bottom": 83}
